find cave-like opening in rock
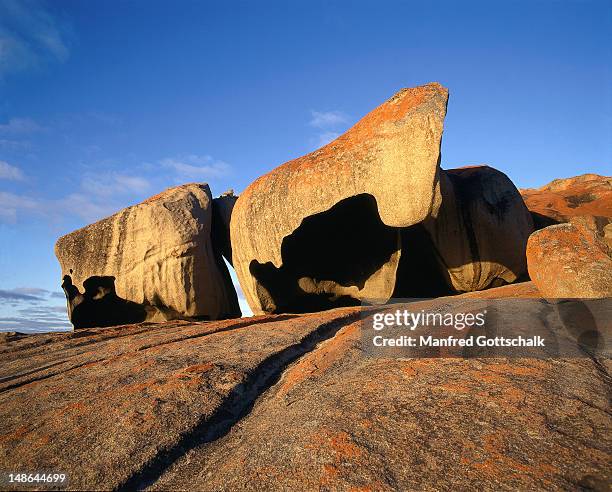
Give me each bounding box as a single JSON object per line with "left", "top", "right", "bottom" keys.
{"left": 248, "top": 193, "right": 455, "bottom": 314}
{"left": 249, "top": 194, "right": 400, "bottom": 313}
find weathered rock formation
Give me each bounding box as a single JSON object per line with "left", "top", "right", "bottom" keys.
{"left": 520, "top": 173, "right": 612, "bottom": 228}
{"left": 231, "top": 83, "right": 533, "bottom": 314}
{"left": 231, "top": 83, "right": 448, "bottom": 314}
{"left": 1, "top": 284, "right": 609, "bottom": 490}
{"left": 527, "top": 215, "right": 612, "bottom": 298}
{"left": 55, "top": 183, "right": 241, "bottom": 328}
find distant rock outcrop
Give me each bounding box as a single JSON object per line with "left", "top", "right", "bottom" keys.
{"left": 520, "top": 173, "right": 612, "bottom": 227}
{"left": 527, "top": 215, "right": 612, "bottom": 298}
{"left": 230, "top": 84, "right": 533, "bottom": 314}
{"left": 55, "top": 183, "right": 241, "bottom": 328}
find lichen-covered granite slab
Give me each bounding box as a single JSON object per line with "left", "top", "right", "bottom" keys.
{"left": 0, "top": 284, "right": 609, "bottom": 491}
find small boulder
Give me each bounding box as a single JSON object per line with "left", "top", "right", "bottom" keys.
{"left": 526, "top": 216, "right": 612, "bottom": 298}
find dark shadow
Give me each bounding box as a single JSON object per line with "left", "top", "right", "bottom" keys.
{"left": 62, "top": 275, "right": 148, "bottom": 329}
{"left": 436, "top": 167, "right": 534, "bottom": 291}
{"left": 530, "top": 211, "right": 559, "bottom": 230}
{"left": 210, "top": 195, "right": 242, "bottom": 319}
{"left": 211, "top": 194, "right": 237, "bottom": 266}
{"left": 392, "top": 224, "right": 453, "bottom": 298}
{"left": 555, "top": 299, "right": 604, "bottom": 355}
{"left": 249, "top": 194, "right": 399, "bottom": 313}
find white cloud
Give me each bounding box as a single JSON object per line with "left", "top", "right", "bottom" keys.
{"left": 0, "top": 189, "right": 116, "bottom": 225}
{"left": 309, "top": 110, "right": 348, "bottom": 129}
{"left": 0, "top": 191, "right": 38, "bottom": 223}
{"left": 0, "top": 0, "right": 70, "bottom": 78}
{"left": 0, "top": 160, "right": 24, "bottom": 180}
{"left": 0, "top": 139, "right": 32, "bottom": 151}
{"left": 161, "top": 154, "right": 231, "bottom": 180}
{"left": 11, "top": 287, "right": 49, "bottom": 297}
{"left": 80, "top": 173, "right": 150, "bottom": 197}
{"left": 54, "top": 193, "right": 117, "bottom": 223}
{"left": 0, "top": 117, "right": 44, "bottom": 134}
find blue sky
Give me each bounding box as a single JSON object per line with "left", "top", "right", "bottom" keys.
{"left": 0, "top": 0, "right": 610, "bottom": 332}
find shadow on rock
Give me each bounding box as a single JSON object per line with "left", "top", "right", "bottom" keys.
{"left": 62, "top": 275, "right": 148, "bottom": 329}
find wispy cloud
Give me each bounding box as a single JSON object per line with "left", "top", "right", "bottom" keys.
{"left": 308, "top": 110, "right": 349, "bottom": 149}
{"left": 0, "top": 189, "right": 116, "bottom": 225}
{"left": 0, "top": 191, "right": 38, "bottom": 223}
{"left": 309, "top": 110, "right": 348, "bottom": 129}
{"left": 0, "top": 160, "right": 24, "bottom": 180}
{"left": 0, "top": 151, "right": 231, "bottom": 225}
{"left": 0, "top": 0, "right": 70, "bottom": 78}
{"left": 53, "top": 193, "right": 118, "bottom": 223}
{"left": 0, "top": 287, "right": 70, "bottom": 333}
{"left": 0, "top": 117, "right": 44, "bottom": 134}
{"left": 11, "top": 287, "right": 50, "bottom": 297}
{"left": 0, "top": 139, "right": 32, "bottom": 151}
{"left": 0, "top": 287, "right": 62, "bottom": 302}
{"left": 0, "top": 289, "right": 43, "bottom": 302}
{"left": 80, "top": 173, "right": 150, "bottom": 197}
{"left": 161, "top": 154, "right": 232, "bottom": 180}
{"left": 0, "top": 302, "right": 71, "bottom": 333}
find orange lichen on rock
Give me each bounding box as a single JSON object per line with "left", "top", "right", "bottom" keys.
{"left": 278, "top": 321, "right": 360, "bottom": 396}
{"left": 520, "top": 173, "right": 612, "bottom": 224}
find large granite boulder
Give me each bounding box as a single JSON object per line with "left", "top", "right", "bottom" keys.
{"left": 231, "top": 83, "right": 448, "bottom": 314}
{"left": 55, "top": 183, "right": 241, "bottom": 328}
{"left": 0, "top": 284, "right": 609, "bottom": 490}
{"left": 520, "top": 173, "right": 612, "bottom": 228}
{"left": 231, "top": 84, "right": 532, "bottom": 314}
{"left": 419, "top": 166, "right": 534, "bottom": 294}
{"left": 527, "top": 216, "right": 612, "bottom": 298}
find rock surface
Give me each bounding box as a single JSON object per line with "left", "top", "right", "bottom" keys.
{"left": 55, "top": 183, "right": 240, "bottom": 328}
{"left": 0, "top": 284, "right": 610, "bottom": 491}
{"left": 520, "top": 174, "right": 612, "bottom": 227}
{"left": 527, "top": 216, "right": 612, "bottom": 298}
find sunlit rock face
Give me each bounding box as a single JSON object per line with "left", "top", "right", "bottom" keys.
{"left": 520, "top": 173, "right": 612, "bottom": 228}
{"left": 55, "top": 183, "right": 241, "bottom": 328}
{"left": 527, "top": 216, "right": 612, "bottom": 298}
{"left": 231, "top": 84, "right": 533, "bottom": 314}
